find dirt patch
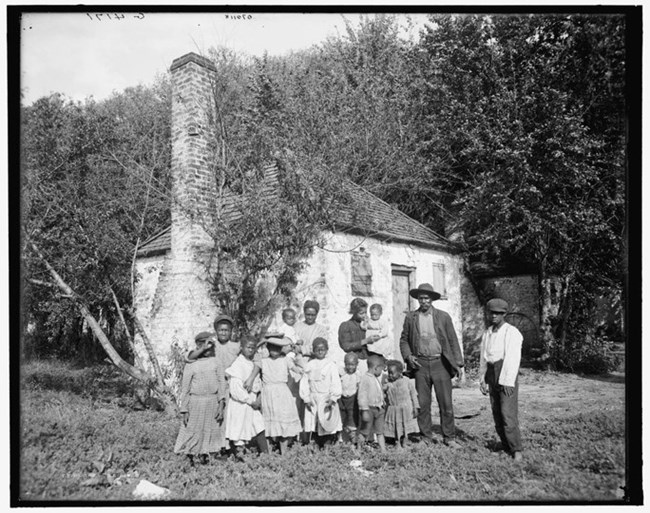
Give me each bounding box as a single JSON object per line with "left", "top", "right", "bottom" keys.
{"left": 451, "top": 369, "right": 625, "bottom": 438}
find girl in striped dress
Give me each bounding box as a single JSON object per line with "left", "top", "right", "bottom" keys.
{"left": 174, "top": 332, "right": 228, "bottom": 465}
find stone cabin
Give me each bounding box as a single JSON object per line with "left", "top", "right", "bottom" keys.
{"left": 132, "top": 52, "right": 465, "bottom": 383}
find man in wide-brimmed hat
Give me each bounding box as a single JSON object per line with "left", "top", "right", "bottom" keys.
{"left": 399, "top": 283, "right": 464, "bottom": 448}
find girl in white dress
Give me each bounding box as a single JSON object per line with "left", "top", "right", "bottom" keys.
{"left": 256, "top": 336, "right": 305, "bottom": 454}
{"left": 299, "top": 337, "right": 342, "bottom": 447}
{"left": 224, "top": 336, "right": 269, "bottom": 459}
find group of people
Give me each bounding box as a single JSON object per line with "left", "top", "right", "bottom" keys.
{"left": 174, "top": 283, "right": 524, "bottom": 465}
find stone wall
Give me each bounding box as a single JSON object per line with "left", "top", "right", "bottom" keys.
{"left": 460, "top": 273, "right": 541, "bottom": 364}
{"left": 280, "top": 232, "right": 465, "bottom": 365}
{"left": 481, "top": 274, "right": 540, "bottom": 326}
{"left": 460, "top": 274, "right": 485, "bottom": 361}
{"left": 135, "top": 232, "right": 465, "bottom": 376}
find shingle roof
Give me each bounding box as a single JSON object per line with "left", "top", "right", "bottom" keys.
{"left": 137, "top": 164, "right": 459, "bottom": 257}
{"left": 136, "top": 226, "right": 171, "bottom": 257}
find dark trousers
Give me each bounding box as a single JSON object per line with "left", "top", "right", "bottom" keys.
{"left": 487, "top": 362, "right": 522, "bottom": 453}
{"left": 414, "top": 357, "right": 455, "bottom": 440}
{"left": 339, "top": 394, "right": 359, "bottom": 429}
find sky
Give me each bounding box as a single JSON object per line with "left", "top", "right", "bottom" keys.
{"left": 20, "top": 11, "right": 430, "bottom": 105}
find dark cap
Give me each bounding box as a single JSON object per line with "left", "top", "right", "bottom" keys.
{"left": 195, "top": 331, "right": 213, "bottom": 342}
{"left": 486, "top": 298, "right": 508, "bottom": 313}
{"left": 213, "top": 314, "right": 234, "bottom": 329}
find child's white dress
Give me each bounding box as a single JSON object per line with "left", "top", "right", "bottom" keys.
{"left": 225, "top": 354, "right": 265, "bottom": 443}
{"left": 259, "top": 356, "right": 302, "bottom": 437}
{"left": 299, "top": 357, "right": 342, "bottom": 435}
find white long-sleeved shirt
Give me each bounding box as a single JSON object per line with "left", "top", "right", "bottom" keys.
{"left": 478, "top": 322, "right": 523, "bottom": 387}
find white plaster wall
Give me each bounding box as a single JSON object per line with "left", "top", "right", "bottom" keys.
{"left": 133, "top": 252, "right": 217, "bottom": 389}
{"left": 290, "top": 231, "right": 464, "bottom": 365}
{"left": 132, "top": 255, "right": 165, "bottom": 366}
{"left": 134, "top": 231, "right": 464, "bottom": 384}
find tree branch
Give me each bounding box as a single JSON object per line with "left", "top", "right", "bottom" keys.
{"left": 28, "top": 239, "right": 155, "bottom": 384}
{"left": 130, "top": 312, "right": 168, "bottom": 391}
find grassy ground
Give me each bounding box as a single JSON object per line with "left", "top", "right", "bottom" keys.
{"left": 17, "top": 360, "right": 626, "bottom": 503}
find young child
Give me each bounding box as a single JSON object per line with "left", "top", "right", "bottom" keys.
{"left": 174, "top": 332, "right": 228, "bottom": 465}
{"left": 338, "top": 352, "right": 362, "bottom": 443}
{"left": 278, "top": 308, "right": 299, "bottom": 345}
{"left": 384, "top": 360, "right": 420, "bottom": 448}
{"left": 299, "top": 337, "right": 342, "bottom": 448}
{"left": 273, "top": 309, "right": 305, "bottom": 426}
{"left": 357, "top": 353, "right": 387, "bottom": 452}
{"left": 250, "top": 335, "right": 304, "bottom": 454}
{"left": 363, "top": 303, "right": 391, "bottom": 358}
{"left": 224, "top": 336, "right": 269, "bottom": 459}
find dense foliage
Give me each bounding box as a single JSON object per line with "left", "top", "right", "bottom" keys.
{"left": 21, "top": 13, "right": 627, "bottom": 372}
{"left": 411, "top": 15, "right": 625, "bottom": 370}
{"left": 22, "top": 82, "right": 172, "bottom": 362}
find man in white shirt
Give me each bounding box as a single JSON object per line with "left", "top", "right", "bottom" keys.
{"left": 479, "top": 298, "right": 524, "bottom": 462}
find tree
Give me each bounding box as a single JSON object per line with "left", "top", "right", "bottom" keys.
{"left": 261, "top": 16, "right": 435, "bottom": 218}
{"left": 414, "top": 14, "right": 625, "bottom": 368}
{"left": 181, "top": 48, "right": 352, "bottom": 334}
{"left": 21, "top": 82, "right": 177, "bottom": 410}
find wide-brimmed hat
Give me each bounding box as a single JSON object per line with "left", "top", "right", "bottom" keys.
{"left": 258, "top": 332, "right": 292, "bottom": 347}
{"left": 409, "top": 283, "right": 441, "bottom": 301}
{"left": 486, "top": 298, "right": 509, "bottom": 313}
{"left": 317, "top": 400, "right": 340, "bottom": 432}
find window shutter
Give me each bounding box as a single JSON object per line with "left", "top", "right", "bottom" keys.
{"left": 351, "top": 250, "right": 372, "bottom": 296}
{"left": 432, "top": 262, "right": 447, "bottom": 299}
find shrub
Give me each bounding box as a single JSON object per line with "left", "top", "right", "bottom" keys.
{"left": 553, "top": 335, "right": 620, "bottom": 375}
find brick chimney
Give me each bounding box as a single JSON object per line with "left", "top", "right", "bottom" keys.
{"left": 136, "top": 53, "right": 221, "bottom": 386}
{"left": 169, "top": 52, "right": 218, "bottom": 256}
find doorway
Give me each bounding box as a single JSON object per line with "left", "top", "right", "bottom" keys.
{"left": 391, "top": 265, "right": 415, "bottom": 362}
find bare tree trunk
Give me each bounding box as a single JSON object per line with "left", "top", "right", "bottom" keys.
{"left": 538, "top": 261, "right": 557, "bottom": 368}
{"left": 131, "top": 313, "right": 168, "bottom": 391}
{"left": 556, "top": 274, "right": 574, "bottom": 350}
{"left": 29, "top": 240, "right": 178, "bottom": 416}
{"left": 109, "top": 287, "right": 143, "bottom": 369}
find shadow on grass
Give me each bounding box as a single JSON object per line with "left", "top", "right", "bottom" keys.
{"left": 21, "top": 360, "right": 136, "bottom": 399}
{"left": 485, "top": 439, "right": 507, "bottom": 453}
{"left": 578, "top": 372, "right": 625, "bottom": 385}
{"left": 428, "top": 426, "right": 479, "bottom": 445}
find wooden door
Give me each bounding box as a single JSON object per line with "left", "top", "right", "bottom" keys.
{"left": 391, "top": 268, "right": 413, "bottom": 362}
